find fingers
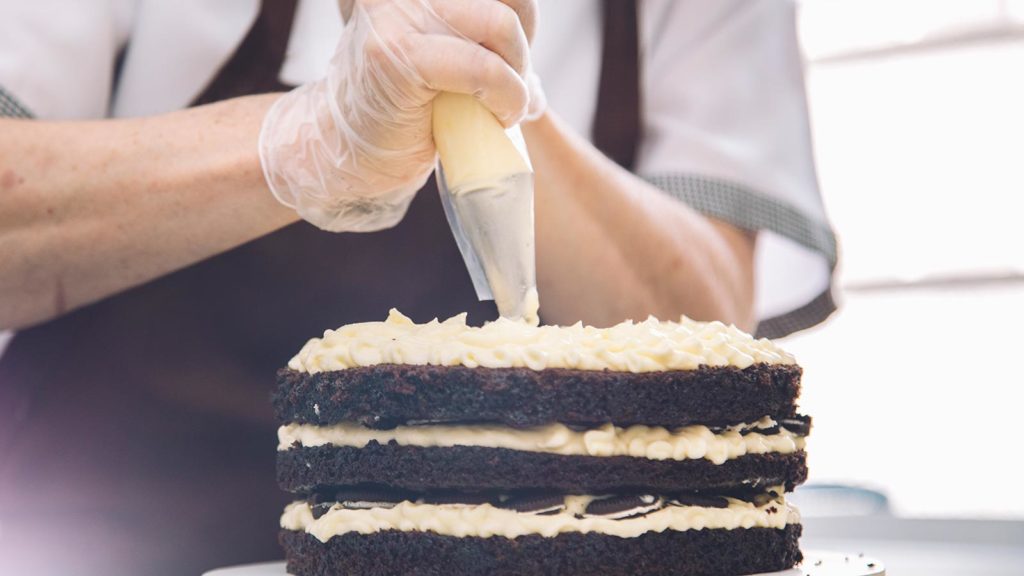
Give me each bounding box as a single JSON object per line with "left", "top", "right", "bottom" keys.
{"left": 400, "top": 34, "right": 529, "bottom": 126}
{"left": 427, "top": 0, "right": 531, "bottom": 76}
{"left": 337, "top": 0, "right": 355, "bottom": 21}
{"left": 351, "top": 0, "right": 535, "bottom": 124}
{"left": 522, "top": 69, "right": 547, "bottom": 122}
{"left": 496, "top": 0, "right": 538, "bottom": 43}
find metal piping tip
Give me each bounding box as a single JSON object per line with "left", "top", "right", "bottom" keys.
{"left": 439, "top": 169, "right": 538, "bottom": 325}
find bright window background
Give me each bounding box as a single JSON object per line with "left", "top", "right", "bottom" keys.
{"left": 788, "top": 0, "right": 1024, "bottom": 519}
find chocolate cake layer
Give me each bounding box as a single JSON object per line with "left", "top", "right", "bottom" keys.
{"left": 280, "top": 524, "right": 803, "bottom": 576}
{"left": 277, "top": 444, "right": 808, "bottom": 494}
{"left": 273, "top": 363, "right": 802, "bottom": 429}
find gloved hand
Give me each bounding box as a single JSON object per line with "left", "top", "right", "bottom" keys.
{"left": 259, "top": 0, "right": 544, "bottom": 233}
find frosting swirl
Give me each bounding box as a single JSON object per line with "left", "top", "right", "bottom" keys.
{"left": 288, "top": 309, "right": 795, "bottom": 374}
{"left": 277, "top": 418, "right": 806, "bottom": 464}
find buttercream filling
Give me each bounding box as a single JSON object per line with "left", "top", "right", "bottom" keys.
{"left": 288, "top": 309, "right": 795, "bottom": 374}
{"left": 280, "top": 493, "right": 798, "bottom": 540}
{"left": 277, "top": 418, "right": 806, "bottom": 464}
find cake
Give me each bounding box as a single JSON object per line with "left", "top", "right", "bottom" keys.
{"left": 273, "top": 310, "right": 810, "bottom": 576}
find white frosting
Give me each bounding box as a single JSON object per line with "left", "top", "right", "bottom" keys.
{"left": 288, "top": 309, "right": 795, "bottom": 374}
{"left": 280, "top": 494, "right": 798, "bottom": 541}
{"left": 520, "top": 286, "right": 540, "bottom": 326}
{"left": 277, "top": 418, "right": 806, "bottom": 465}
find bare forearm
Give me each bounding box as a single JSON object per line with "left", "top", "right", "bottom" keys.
{"left": 525, "top": 112, "right": 756, "bottom": 330}
{"left": 0, "top": 94, "right": 298, "bottom": 329}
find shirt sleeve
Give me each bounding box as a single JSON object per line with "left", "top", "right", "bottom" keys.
{"left": 0, "top": 0, "right": 133, "bottom": 120}
{"left": 636, "top": 0, "right": 837, "bottom": 338}
{"left": 0, "top": 86, "right": 32, "bottom": 118}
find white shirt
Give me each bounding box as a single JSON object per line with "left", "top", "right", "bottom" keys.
{"left": 0, "top": 0, "right": 835, "bottom": 337}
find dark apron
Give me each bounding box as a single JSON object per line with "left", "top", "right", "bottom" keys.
{"left": 0, "top": 2, "right": 639, "bottom": 574}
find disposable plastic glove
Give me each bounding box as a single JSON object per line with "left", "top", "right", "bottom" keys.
{"left": 259, "top": 0, "right": 543, "bottom": 232}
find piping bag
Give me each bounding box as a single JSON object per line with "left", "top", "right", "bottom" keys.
{"left": 433, "top": 93, "right": 539, "bottom": 324}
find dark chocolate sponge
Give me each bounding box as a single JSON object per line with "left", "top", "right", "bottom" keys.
{"left": 277, "top": 444, "right": 808, "bottom": 495}
{"left": 280, "top": 525, "right": 803, "bottom": 576}
{"left": 273, "top": 363, "right": 802, "bottom": 429}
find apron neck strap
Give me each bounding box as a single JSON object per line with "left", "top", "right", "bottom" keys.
{"left": 592, "top": 0, "right": 642, "bottom": 172}
{"left": 192, "top": 0, "right": 300, "bottom": 106}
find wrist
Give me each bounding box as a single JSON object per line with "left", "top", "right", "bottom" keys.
{"left": 257, "top": 81, "right": 430, "bottom": 233}
{"left": 189, "top": 94, "right": 299, "bottom": 228}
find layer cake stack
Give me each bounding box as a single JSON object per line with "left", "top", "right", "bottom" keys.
{"left": 273, "top": 310, "right": 810, "bottom": 576}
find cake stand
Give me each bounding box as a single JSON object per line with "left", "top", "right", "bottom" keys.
{"left": 203, "top": 551, "right": 885, "bottom": 576}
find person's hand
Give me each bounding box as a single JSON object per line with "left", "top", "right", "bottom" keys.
{"left": 259, "top": 0, "right": 544, "bottom": 233}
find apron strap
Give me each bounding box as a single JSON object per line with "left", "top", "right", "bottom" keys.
{"left": 592, "top": 0, "right": 642, "bottom": 172}
{"left": 192, "top": 0, "right": 299, "bottom": 106}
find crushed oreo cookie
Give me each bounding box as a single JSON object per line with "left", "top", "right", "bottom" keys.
{"left": 420, "top": 492, "right": 496, "bottom": 506}
{"left": 584, "top": 495, "right": 663, "bottom": 519}
{"left": 737, "top": 423, "right": 781, "bottom": 436}
{"left": 778, "top": 416, "right": 811, "bottom": 436}
{"left": 720, "top": 490, "right": 756, "bottom": 503}
{"left": 404, "top": 418, "right": 496, "bottom": 427}
{"left": 309, "top": 491, "right": 335, "bottom": 506}
{"left": 338, "top": 500, "right": 397, "bottom": 510}
{"left": 752, "top": 490, "right": 784, "bottom": 507}
{"left": 310, "top": 501, "right": 335, "bottom": 519}
{"left": 708, "top": 420, "right": 786, "bottom": 436}
{"left": 707, "top": 414, "right": 812, "bottom": 437}
{"left": 308, "top": 487, "right": 415, "bottom": 515}
{"left": 334, "top": 487, "right": 414, "bottom": 509}
{"left": 499, "top": 494, "right": 567, "bottom": 515}
{"left": 306, "top": 486, "right": 783, "bottom": 522}
{"left": 669, "top": 493, "right": 730, "bottom": 509}
{"left": 714, "top": 487, "right": 783, "bottom": 506}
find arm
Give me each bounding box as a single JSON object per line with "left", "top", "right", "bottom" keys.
{"left": 527, "top": 111, "right": 757, "bottom": 331}
{"left": 1, "top": 0, "right": 539, "bottom": 331}
{"left": 0, "top": 95, "right": 297, "bottom": 330}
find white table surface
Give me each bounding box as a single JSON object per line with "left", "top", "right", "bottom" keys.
{"left": 801, "top": 517, "right": 1024, "bottom": 576}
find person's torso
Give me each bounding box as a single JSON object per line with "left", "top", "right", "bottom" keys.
{"left": 0, "top": 2, "right": 498, "bottom": 573}
{"left": 0, "top": 2, "right": 642, "bottom": 574}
